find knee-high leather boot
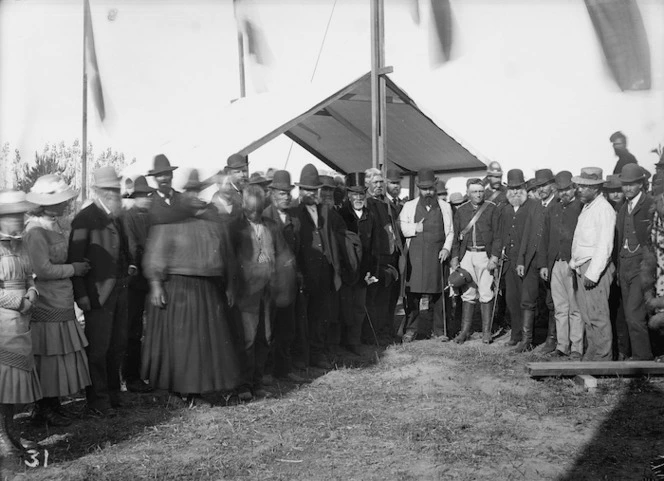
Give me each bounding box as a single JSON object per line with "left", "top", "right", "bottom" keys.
{"left": 540, "top": 312, "right": 557, "bottom": 354}
{"left": 453, "top": 302, "right": 474, "bottom": 344}
{"left": 480, "top": 302, "right": 493, "bottom": 344}
{"left": 514, "top": 310, "right": 535, "bottom": 353}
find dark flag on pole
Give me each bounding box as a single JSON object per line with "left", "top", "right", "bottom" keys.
{"left": 234, "top": 0, "right": 273, "bottom": 66}
{"left": 84, "top": 0, "right": 106, "bottom": 120}
{"left": 585, "top": 0, "right": 651, "bottom": 91}
{"left": 429, "top": 0, "right": 454, "bottom": 65}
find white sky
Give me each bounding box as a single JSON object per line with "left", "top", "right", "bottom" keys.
{"left": 1, "top": 0, "right": 663, "bottom": 189}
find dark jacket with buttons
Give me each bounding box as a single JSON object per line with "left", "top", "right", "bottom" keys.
{"left": 68, "top": 201, "right": 129, "bottom": 309}
{"left": 615, "top": 192, "right": 653, "bottom": 269}
{"left": 451, "top": 200, "right": 500, "bottom": 261}
{"left": 537, "top": 198, "right": 582, "bottom": 272}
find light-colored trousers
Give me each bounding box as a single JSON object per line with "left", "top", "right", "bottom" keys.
{"left": 574, "top": 262, "right": 614, "bottom": 361}
{"left": 550, "top": 260, "right": 583, "bottom": 355}
{"left": 460, "top": 251, "right": 494, "bottom": 304}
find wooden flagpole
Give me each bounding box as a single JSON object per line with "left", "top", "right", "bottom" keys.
{"left": 82, "top": 0, "right": 88, "bottom": 201}
{"left": 370, "top": 0, "right": 386, "bottom": 170}
{"left": 234, "top": 0, "right": 246, "bottom": 98}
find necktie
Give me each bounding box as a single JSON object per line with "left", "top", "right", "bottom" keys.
{"left": 628, "top": 201, "right": 633, "bottom": 214}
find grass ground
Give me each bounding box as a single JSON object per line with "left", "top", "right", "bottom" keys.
{"left": 10, "top": 333, "right": 664, "bottom": 481}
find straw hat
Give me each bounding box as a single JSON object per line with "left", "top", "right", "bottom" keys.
{"left": 571, "top": 167, "right": 604, "bottom": 186}
{"left": 26, "top": 174, "right": 78, "bottom": 206}
{"left": 0, "top": 190, "right": 35, "bottom": 215}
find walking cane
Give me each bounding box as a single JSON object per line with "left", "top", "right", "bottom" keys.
{"left": 439, "top": 260, "right": 450, "bottom": 342}
{"left": 489, "top": 247, "right": 506, "bottom": 337}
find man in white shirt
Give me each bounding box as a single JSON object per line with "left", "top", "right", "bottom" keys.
{"left": 569, "top": 167, "right": 616, "bottom": 361}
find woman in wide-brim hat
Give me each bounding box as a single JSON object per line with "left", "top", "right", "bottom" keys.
{"left": 23, "top": 174, "right": 92, "bottom": 427}
{"left": 0, "top": 190, "right": 43, "bottom": 470}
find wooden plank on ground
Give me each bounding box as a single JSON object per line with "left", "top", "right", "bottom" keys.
{"left": 526, "top": 361, "right": 664, "bottom": 378}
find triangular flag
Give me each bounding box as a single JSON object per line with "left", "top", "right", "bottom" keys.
{"left": 429, "top": 0, "right": 454, "bottom": 65}
{"left": 585, "top": 0, "right": 651, "bottom": 91}
{"left": 84, "top": 0, "right": 106, "bottom": 120}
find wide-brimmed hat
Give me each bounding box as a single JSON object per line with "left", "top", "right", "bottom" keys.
{"left": 128, "top": 176, "right": 155, "bottom": 198}
{"left": 449, "top": 192, "right": 466, "bottom": 205}
{"left": 183, "top": 169, "right": 205, "bottom": 191}
{"left": 435, "top": 180, "right": 447, "bottom": 195}
{"left": 319, "top": 175, "right": 335, "bottom": 189}
{"left": 603, "top": 174, "right": 622, "bottom": 190}
{"left": 269, "top": 170, "right": 294, "bottom": 191}
{"left": 93, "top": 166, "right": 122, "bottom": 190}
{"left": 0, "top": 190, "right": 35, "bottom": 215}
{"left": 345, "top": 172, "right": 366, "bottom": 194}
{"left": 227, "top": 153, "right": 248, "bottom": 170}
{"left": 26, "top": 174, "right": 78, "bottom": 206}
{"left": 532, "top": 169, "right": 555, "bottom": 188}
{"left": 486, "top": 161, "right": 503, "bottom": 177}
{"left": 619, "top": 163, "right": 646, "bottom": 183}
{"left": 296, "top": 164, "right": 323, "bottom": 190}
{"left": 416, "top": 168, "right": 436, "bottom": 189}
{"left": 554, "top": 171, "right": 573, "bottom": 190}
{"left": 506, "top": 169, "right": 526, "bottom": 188}
{"left": 248, "top": 172, "right": 270, "bottom": 186}
{"left": 572, "top": 167, "right": 604, "bottom": 185}
{"left": 449, "top": 267, "right": 473, "bottom": 289}
{"left": 148, "top": 154, "right": 177, "bottom": 176}
{"left": 526, "top": 178, "right": 537, "bottom": 192}
{"left": 385, "top": 168, "right": 403, "bottom": 182}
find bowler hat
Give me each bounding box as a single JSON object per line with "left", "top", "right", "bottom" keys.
{"left": 93, "top": 166, "right": 122, "bottom": 190}
{"left": 0, "top": 190, "right": 35, "bottom": 215}
{"left": 416, "top": 168, "right": 436, "bottom": 189}
{"left": 319, "top": 175, "right": 335, "bottom": 189}
{"left": 449, "top": 267, "right": 473, "bottom": 289}
{"left": 148, "top": 154, "right": 177, "bottom": 176}
{"left": 269, "top": 171, "right": 294, "bottom": 191}
{"left": 26, "top": 174, "right": 78, "bottom": 206}
{"left": 619, "top": 163, "right": 645, "bottom": 183}
{"left": 248, "top": 172, "right": 270, "bottom": 186}
{"left": 345, "top": 172, "right": 367, "bottom": 193}
{"left": 128, "top": 176, "right": 155, "bottom": 198}
{"left": 571, "top": 167, "right": 604, "bottom": 185}
{"left": 486, "top": 161, "right": 503, "bottom": 177}
{"left": 227, "top": 153, "right": 248, "bottom": 169}
{"left": 506, "top": 169, "right": 526, "bottom": 188}
{"left": 385, "top": 168, "right": 403, "bottom": 182}
{"left": 297, "top": 164, "right": 323, "bottom": 190}
{"left": 435, "top": 180, "right": 447, "bottom": 195}
{"left": 603, "top": 174, "right": 622, "bottom": 190}
{"left": 554, "top": 171, "right": 573, "bottom": 190}
{"left": 532, "top": 169, "right": 555, "bottom": 188}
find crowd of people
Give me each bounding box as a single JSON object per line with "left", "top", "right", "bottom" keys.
{"left": 1, "top": 129, "right": 663, "bottom": 474}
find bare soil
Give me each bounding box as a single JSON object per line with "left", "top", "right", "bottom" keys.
{"left": 10, "top": 334, "right": 664, "bottom": 481}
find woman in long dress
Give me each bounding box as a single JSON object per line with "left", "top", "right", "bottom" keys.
{"left": 142, "top": 169, "right": 240, "bottom": 406}
{"left": 0, "top": 190, "right": 42, "bottom": 476}
{"left": 23, "top": 175, "right": 91, "bottom": 426}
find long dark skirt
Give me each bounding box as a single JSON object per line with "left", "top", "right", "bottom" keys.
{"left": 141, "top": 275, "right": 240, "bottom": 394}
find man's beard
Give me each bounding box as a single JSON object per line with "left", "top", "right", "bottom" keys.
{"left": 507, "top": 188, "right": 527, "bottom": 207}
{"left": 301, "top": 195, "right": 317, "bottom": 206}
{"left": 421, "top": 194, "right": 434, "bottom": 207}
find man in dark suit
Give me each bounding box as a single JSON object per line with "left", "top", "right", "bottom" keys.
{"left": 611, "top": 131, "right": 638, "bottom": 175}
{"left": 146, "top": 154, "right": 180, "bottom": 224}
{"left": 120, "top": 176, "right": 154, "bottom": 393}
{"left": 68, "top": 167, "right": 129, "bottom": 416}
{"left": 538, "top": 171, "right": 583, "bottom": 359}
{"left": 501, "top": 170, "right": 545, "bottom": 352}
{"left": 615, "top": 163, "right": 654, "bottom": 360}
{"left": 290, "top": 164, "right": 344, "bottom": 369}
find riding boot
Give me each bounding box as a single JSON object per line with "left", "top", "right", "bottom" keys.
{"left": 540, "top": 313, "right": 557, "bottom": 354}
{"left": 32, "top": 398, "right": 71, "bottom": 427}
{"left": 453, "top": 302, "right": 474, "bottom": 344}
{"left": 514, "top": 310, "right": 535, "bottom": 353}
{"left": 480, "top": 302, "right": 493, "bottom": 344}
{"left": 1, "top": 404, "right": 22, "bottom": 477}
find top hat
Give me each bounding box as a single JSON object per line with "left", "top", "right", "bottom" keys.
{"left": 248, "top": 172, "right": 270, "bottom": 186}
{"left": 506, "top": 169, "right": 526, "bottom": 188}
{"left": 449, "top": 192, "right": 466, "bottom": 205}
{"left": 619, "top": 163, "right": 646, "bottom": 183}
{"left": 416, "top": 168, "right": 436, "bottom": 189}
{"left": 385, "top": 168, "right": 403, "bottom": 182}
{"left": 554, "top": 171, "right": 573, "bottom": 190}
{"left": 269, "top": 170, "right": 294, "bottom": 191}
{"left": 0, "top": 190, "right": 35, "bottom": 215}
{"left": 93, "top": 166, "right": 122, "bottom": 190}
{"left": 572, "top": 167, "right": 604, "bottom": 185}
{"left": 128, "top": 176, "right": 155, "bottom": 198}
{"left": 449, "top": 267, "right": 473, "bottom": 289}
{"left": 227, "top": 153, "right": 248, "bottom": 170}
{"left": 435, "top": 180, "right": 447, "bottom": 194}
{"left": 533, "top": 169, "right": 555, "bottom": 188}
{"left": 486, "top": 161, "right": 503, "bottom": 177}
{"left": 319, "top": 175, "right": 336, "bottom": 189}
{"left": 345, "top": 172, "right": 367, "bottom": 193}
{"left": 148, "top": 154, "right": 177, "bottom": 176}
{"left": 296, "top": 164, "right": 323, "bottom": 190}
{"left": 26, "top": 174, "right": 79, "bottom": 206}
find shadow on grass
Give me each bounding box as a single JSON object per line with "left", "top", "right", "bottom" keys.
{"left": 558, "top": 378, "right": 664, "bottom": 480}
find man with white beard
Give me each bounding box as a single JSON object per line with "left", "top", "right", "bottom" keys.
{"left": 500, "top": 169, "right": 545, "bottom": 351}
